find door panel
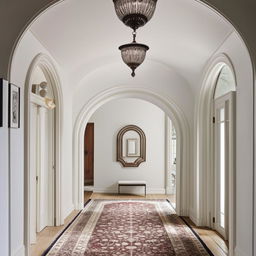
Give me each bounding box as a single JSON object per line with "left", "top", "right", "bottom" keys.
{"left": 35, "top": 106, "right": 55, "bottom": 233}
{"left": 37, "top": 107, "right": 51, "bottom": 232}
{"left": 30, "top": 103, "right": 38, "bottom": 243}
{"left": 84, "top": 123, "right": 94, "bottom": 186}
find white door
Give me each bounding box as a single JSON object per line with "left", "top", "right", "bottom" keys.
{"left": 29, "top": 98, "right": 55, "bottom": 239}
{"left": 36, "top": 106, "right": 55, "bottom": 232}
{"left": 214, "top": 91, "right": 235, "bottom": 240}
{"left": 30, "top": 103, "right": 38, "bottom": 243}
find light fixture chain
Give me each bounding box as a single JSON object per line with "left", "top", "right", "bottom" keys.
{"left": 132, "top": 30, "right": 137, "bottom": 42}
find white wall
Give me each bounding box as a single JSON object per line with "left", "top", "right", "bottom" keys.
{"left": 89, "top": 98, "right": 166, "bottom": 194}
{"left": 72, "top": 60, "right": 195, "bottom": 127}
{"left": 10, "top": 31, "right": 73, "bottom": 255}
{"left": 220, "top": 32, "right": 254, "bottom": 256}
{"left": 0, "top": 80, "right": 9, "bottom": 255}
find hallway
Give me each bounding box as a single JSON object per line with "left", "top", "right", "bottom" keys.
{"left": 31, "top": 193, "right": 228, "bottom": 256}
{"left": 1, "top": 0, "right": 255, "bottom": 255}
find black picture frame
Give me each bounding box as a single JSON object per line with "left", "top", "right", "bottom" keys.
{"left": 9, "top": 83, "right": 20, "bottom": 128}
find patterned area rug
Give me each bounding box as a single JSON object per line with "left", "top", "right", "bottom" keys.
{"left": 44, "top": 200, "right": 212, "bottom": 256}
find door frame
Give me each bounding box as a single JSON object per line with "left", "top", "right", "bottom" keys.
{"left": 24, "top": 54, "right": 63, "bottom": 255}
{"left": 165, "top": 115, "right": 178, "bottom": 210}
{"left": 213, "top": 91, "right": 236, "bottom": 241}
{"left": 30, "top": 97, "right": 56, "bottom": 233}
{"left": 197, "top": 55, "right": 237, "bottom": 255}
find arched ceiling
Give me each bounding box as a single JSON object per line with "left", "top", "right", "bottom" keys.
{"left": 30, "top": 0, "right": 233, "bottom": 87}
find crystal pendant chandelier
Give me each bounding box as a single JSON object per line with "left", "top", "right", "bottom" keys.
{"left": 119, "top": 32, "right": 149, "bottom": 77}
{"left": 113, "top": 0, "right": 157, "bottom": 77}
{"left": 113, "top": 0, "right": 158, "bottom": 31}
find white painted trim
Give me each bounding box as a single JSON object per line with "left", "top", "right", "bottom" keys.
{"left": 165, "top": 115, "right": 178, "bottom": 205}
{"left": 73, "top": 87, "right": 190, "bottom": 216}
{"left": 214, "top": 92, "right": 235, "bottom": 239}
{"left": 63, "top": 204, "right": 75, "bottom": 220}
{"left": 165, "top": 115, "right": 171, "bottom": 193}
{"left": 12, "top": 245, "right": 25, "bottom": 256}
{"left": 30, "top": 94, "right": 53, "bottom": 109}
{"left": 24, "top": 53, "right": 63, "bottom": 256}
{"left": 84, "top": 186, "right": 94, "bottom": 191}
{"left": 189, "top": 212, "right": 201, "bottom": 226}
{"left": 234, "top": 247, "right": 249, "bottom": 256}
{"left": 197, "top": 53, "right": 236, "bottom": 255}
{"left": 93, "top": 188, "right": 166, "bottom": 194}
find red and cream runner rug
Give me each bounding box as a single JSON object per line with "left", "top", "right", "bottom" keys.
{"left": 44, "top": 200, "right": 212, "bottom": 256}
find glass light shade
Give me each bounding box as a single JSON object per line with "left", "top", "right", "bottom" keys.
{"left": 119, "top": 42, "right": 149, "bottom": 77}
{"left": 113, "top": 0, "right": 158, "bottom": 30}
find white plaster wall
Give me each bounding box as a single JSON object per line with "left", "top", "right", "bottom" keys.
{"left": 72, "top": 61, "right": 195, "bottom": 129}
{"left": 0, "top": 80, "right": 9, "bottom": 256}
{"left": 10, "top": 31, "right": 73, "bottom": 255}
{"left": 89, "top": 98, "right": 166, "bottom": 194}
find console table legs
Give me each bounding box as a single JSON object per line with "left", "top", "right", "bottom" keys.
{"left": 118, "top": 184, "right": 147, "bottom": 196}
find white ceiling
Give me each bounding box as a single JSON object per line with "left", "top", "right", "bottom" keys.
{"left": 30, "top": 0, "right": 233, "bottom": 86}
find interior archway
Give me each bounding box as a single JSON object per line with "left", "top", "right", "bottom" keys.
{"left": 24, "top": 53, "right": 63, "bottom": 255}
{"left": 197, "top": 53, "right": 237, "bottom": 254}
{"left": 73, "top": 87, "right": 190, "bottom": 217}
{"left": 83, "top": 98, "right": 178, "bottom": 206}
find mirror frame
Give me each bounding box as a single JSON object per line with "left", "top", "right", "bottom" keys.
{"left": 116, "top": 125, "right": 146, "bottom": 167}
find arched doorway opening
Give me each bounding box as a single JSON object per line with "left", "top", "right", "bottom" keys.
{"left": 197, "top": 54, "right": 237, "bottom": 255}
{"left": 213, "top": 65, "right": 236, "bottom": 241}
{"left": 73, "top": 87, "right": 190, "bottom": 216}
{"left": 24, "top": 53, "right": 63, "bottom": 255}
{"left": 82, "top": 97, "right": 179, "bottom": 209}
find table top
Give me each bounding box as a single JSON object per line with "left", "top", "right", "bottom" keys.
{"left": 118, "top": 181, "right": 147, "bottom": 185}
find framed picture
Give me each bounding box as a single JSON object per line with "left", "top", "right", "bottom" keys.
{"left": 0, "top": 79, "right": 8, "bottom": 128}
{"left": 126, "top": 138, "right": 139, "bottom": 157}
{"left": 9, "top": 83, "right": 20, "bottom": 128}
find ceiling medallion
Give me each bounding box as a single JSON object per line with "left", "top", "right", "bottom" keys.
{"left": 113, "top": 0, "right": 157, "bottom": 77}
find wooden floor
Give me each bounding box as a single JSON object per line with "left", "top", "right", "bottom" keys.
{"left": 30, "top": 192, "right": 228, "bottom": 256}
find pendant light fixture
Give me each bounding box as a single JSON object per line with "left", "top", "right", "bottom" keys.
{"left": 113, "top": 0, "right": 158, "bottom": 77}
{"left": 119, "top": 31, "right": 149, "bottom": 77}
{"left": 113, "top": 0, "right": 158, "bottom": 31}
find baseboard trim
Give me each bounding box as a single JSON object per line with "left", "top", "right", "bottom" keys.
{"left": 63, "top": 204, "right": 75, "bottom": 220}
{"left": 84, "top": 186, "right": 94, "bottom": 191}
{"left": 234, "top": 247, "right": 249, "bottom": 256}
{"left": 93, "top": 188, "right": 166, "bottom": 194}
{"left": 12, "top": 245, "right": 25, "bottom": 256}
{"left": 189, "top": 214, "right": 200, "bottom": 226}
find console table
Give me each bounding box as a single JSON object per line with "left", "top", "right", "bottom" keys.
{"left": 118, "top": 181, "right": 147, "bottom": 196}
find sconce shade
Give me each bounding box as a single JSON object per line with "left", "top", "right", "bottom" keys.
{"left": 119, "top": 42, "right": 149, "bottom": 77}
{"left": 113, "top": 0, "right": 157, "bottom": 31}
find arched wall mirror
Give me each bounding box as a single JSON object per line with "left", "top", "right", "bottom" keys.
{"left": 117, "top": 125, "right": 146, "bottom": 167}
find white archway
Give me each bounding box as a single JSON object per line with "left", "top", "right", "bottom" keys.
{"left": 24, "top": 53, "right": 63, "bottom": 255}
{"left": 73, "top": 87, "right": 190, "bottom": 216}
{"left": 196, "top": 53, "right": 237, "bottom": 255}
